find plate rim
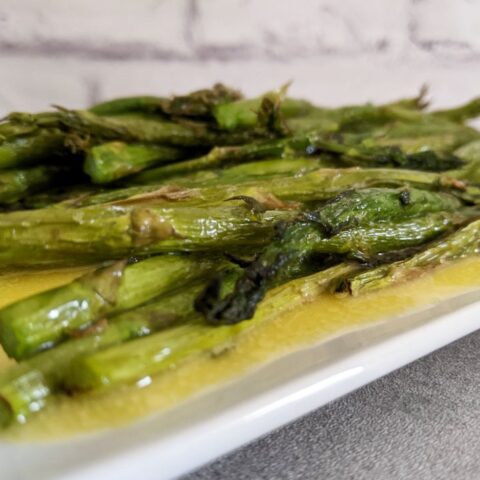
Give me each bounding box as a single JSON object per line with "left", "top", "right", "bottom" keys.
{"left": 1, "top": 292, "right": 480, "bottom": 480}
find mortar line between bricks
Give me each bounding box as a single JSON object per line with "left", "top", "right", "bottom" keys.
{"left": 0, "top": 41, "right": 408, "bottom": 63}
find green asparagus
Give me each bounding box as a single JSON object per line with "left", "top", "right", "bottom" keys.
{"left": 128, "top": 156, "right": 333, "bottom": 187}
{"left": 213, "top": 90, "right": 313, "bottom": 131}
{"left": 0, "top": 202, "right": 296, "bottom": 266}
{"left": 432, "top": 98, "right": 480, "bottom": 123}
{"left": 58, "top": 166, "right": 468, "bottom": 208}
{"left": 66, "top": 263, "right": 358, "bottom": 391}
{"left": 0, "top": 255, "right": 229, "bottom": 360}
{"left": 0, "top": 129, "right": 68, "bottom": 169}
{"left": 0, "top": 165, "right": 70, "bottom": 205}
{"left": 6, "top": 109, "right": 269, "bottom": 147}
{"left": 196, "top": 187, "right": 469, "bottom": 325}
{"left": 197, "top": 211, "right": 469, "bottom": 324}
{"left": 312, "top": 137, "right": 464, "bottom": 171}
{"left": 90, "top": 84, "right": 242, "bottom": 118}
{"left": 345, "top": 219, "right": 480, "bottom": 295}
{"left": 0, "top": 281, "right": 206, "bottom": 426}
{"left": 0, "top": 84, "right": 479, "bottom": 432}
{"left": 84, "top": 142, "right": 191, "bottom": 184}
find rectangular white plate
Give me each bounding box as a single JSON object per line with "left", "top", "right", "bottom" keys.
{"left": 1, "top": 289, "right": 480, "bottom": 480}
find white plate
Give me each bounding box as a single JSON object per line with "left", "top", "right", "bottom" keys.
{"left": 1, "top": 289, "right": 480, "bottom": 480}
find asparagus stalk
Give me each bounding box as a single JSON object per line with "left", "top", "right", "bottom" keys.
{"left": 364, "top": 120, "right": 480, "bottom": 154}
{"left": 128, "top": 156, "right": 333, "bottom": 186}
{"left": 387, "top": 87, "right": 429, "bottom": 111}
{"left": 0, "top": 282, "right": 206, "bottom": 426}
{"left": 313, "top": 137, "right": 464, "bottom": 171}
{"left": 7, "top": 110, "right": 269, "bottom": 147}
{"left": 312, "top": 212, "right": 471, "bottom": 256}
{"left": 0, "top": 165, "right": 71, "bottom": 205}
{"left": 0, "top": 84, "right": 242, "bottom": 172}
{"left": 339, "top": 100, "right": 480, "bottom": 133}
{"left": 0, "top": 254, "right": 228, "bottom": 360}
{"left": 304, "top": 187, "right": 463, "bottom": 235}
{"left": 286, "top": 101, "right": 450, "bottom": 135}
{"left": 216, "top": 90, "right": 431, "bottom": 135}
{"left": 196, "top": 187, "right": 468, "bottom": 325}
{"left": 198, "top": 212, "right": 471, "bottom": 325}
{"left": 60, "top": 166, "right": 468, "bottom": 208}
{"left": 345, "top": 219, "right": 480, "bottom": 295}
{"left": 432, "top": 98, "right": 480, "bottom": 123}
{"left": 125, "top": 123, "right": 469, "bottom": 185}
{"left": 113, "top": 135, "right": 323, "bottom": 183}
{"left": 84, "top": 142, "right": 192, "bottom": 184}
{"left": 213, "top": 93, "right": 313, "bottom": 131}
{"left": 0, "top": 203, "right": 296, "bottom": 266}
{"left": 90, "top": 84, "right": 242, "bottom": 118}
{"left": 0, "top": 129, "right": 68, "bottom": 169}
{"left": 450, "top": 140, "right": 480, "bottom": 184}
{"left": 85, "top": 125, "right": 473, "bottom": 189}
{"left": 0, "top": 121, "right": 37, "bottom": 139}
{"left": 90, "top": 96, "right": 170, "bottom": 116}
{"left": 66, "top": 263, "right": 358, "bottom": 391}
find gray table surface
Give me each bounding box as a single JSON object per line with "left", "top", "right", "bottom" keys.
{"left": 184, "top": 330, "right": 480, "bottom": 480}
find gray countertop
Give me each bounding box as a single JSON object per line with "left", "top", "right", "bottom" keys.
{"left": 185, "top": 330, "right": 480, "bottom": 480}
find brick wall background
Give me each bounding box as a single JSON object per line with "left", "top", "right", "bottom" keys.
{"left": 0, "top": 0, "right": 479, "bottom": 113}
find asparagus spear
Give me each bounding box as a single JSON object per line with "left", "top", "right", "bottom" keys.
{"left": 0, "top": 129, "right": 68, "bottom": 169}
{"left": 90, "top": 84, "right": 242, "bottom": 118}
{"left": 59, "top": 166, "right": 468, "bottom": 208}
{"left": 312, "top": 137, "right": 464, "bottom": 171}
{"left": 196, "top": 187, "right": 468, "bottom": 325}
{"left": 114, "top": 135, "right": 325, "bottom": 183}
{"left": 364, "top": 120, "right": 480, "bottom": 154}
{"left": 0, "top": 121, "right": 37, "bottom": 139}
{"left": 7, "top": 109, "right": 269, "bottom": 147}
{"left": 0, "top": 84, "right": 242, "bottom": 172}
{"left": 66, "top": 263, "right": 357, "bottom": 391}
{"left": 214, "top": 89, "right": 431, "bottom": 134}
{"left": 345, "top": 219, "right": 480, "bottom": 295}
{"left": 129, "top": 156, "right": 332, "bottom": 187}
{"left": 450, "top": 140, "right": 480, "bottom": 184}
{"left": 337, "top": 100, "right": 480, "bottom": 133}
{"left": 304, "top": 187, "right": 463, "bottom": 235}
{"left": 90, "top": 124, "right": 472, "bottom": 188}
{"left": 314, "top": 211, "right": 471, "bottom": 256}
{"left": 290, "top": 102, "right": 480, "bottom": 154}
{"left": 213, "top": 87, "right": 313, "bottom": 131}
{"left": 84, "top": 142, "right": 192, "bottom": 184}
{"left": 129, "top": 126, "right": 457, "bottom": 184}
{"left": 432, "top": 98, "right": 480, "bottom": 123}
{"left": 90, "top": 86, "right": 430, "bottom": 132}
{"left": 387, "top": 87, "right": 429, "bottom": 111}
{"left": 286, "top": 101, "right": 449, "bottom": 136}
{"left": 90, "top": 96, "right": 170, "bottom": 116}
{"left": 0, "top": 203, "right": 295, "bottom": 266}
{"left": 0, "top": 165, "right": 71, "bottom": 205}
{"left": 0, "top": 254, "right": 228, "bottom": 360}
{"left": 0, "top": 282, "right": 206, "bottom": 426}
{"left": 197, "top": 212, "right": 471, "bottom": 325}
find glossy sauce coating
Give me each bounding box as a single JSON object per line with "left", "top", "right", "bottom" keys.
{"left": 0, "top": 257, "right": 479, "bottom": 441}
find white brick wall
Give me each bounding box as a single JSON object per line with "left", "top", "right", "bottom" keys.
{"left": 0, "top": 0, "right": 190, "bottom": 57}
{"left": 191, "top": 0, "right": 409, "bottom": 58}
{"left": 0, "top": 0, "right": 479, "bottom": 114}
{"left": 410, "top": 0, "right": 480, "bottom": 59}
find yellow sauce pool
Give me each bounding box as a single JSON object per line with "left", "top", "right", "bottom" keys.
{"left": 0, "top": 258, "right": 479, "bottom": 441}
